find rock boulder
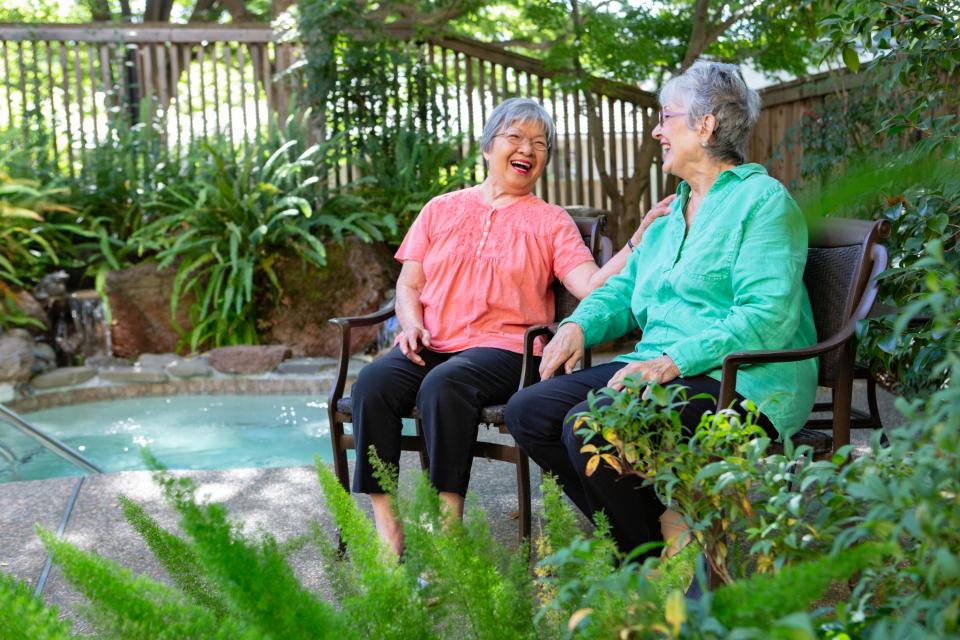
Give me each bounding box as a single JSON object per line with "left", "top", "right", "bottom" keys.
{"left": 104, "top": 262, "right": 193, "bottom": 358}
{"left": 207, "top": 345, "right": 292, "bottom": 374}
{"left": 0, "top": 329, "right": 35, "bottom": 385}
{"left": 257, "top": 238, "right": 398, "bottom": 357}
{"left": 12, "top": 290, "right": 49, "bottom": 335}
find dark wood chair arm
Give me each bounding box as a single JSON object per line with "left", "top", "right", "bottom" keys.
{"left": 717, "top": 315, "right": 859, "bottom": 409}
{"left": 327, "top": 299, "right": 398, "bottom": 411}
{"left": 329, "top": 299, "right": 397, "bottom": 328}
{"left": 520, "top": 323, "right": 558, "bottom": 388}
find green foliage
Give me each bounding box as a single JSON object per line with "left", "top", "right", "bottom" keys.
{"left": 38, "top": 528, "right": 253, "bottom": 639}
{"left": 118, "top": 496, "right": 229, "bottom": 619}
{"left": 152, "top": 472, "right": 345, "bottom": 638}
{"left": 354, "top": 129, "right": 476, "bottom": 239}
{"left": 0, "top": 571, "right": 74, "bottom": 640}
{"left": 0, "top": 140, "right": 73, "bottom": 288}
{"left": 711, "top": 542, "right": 894, "bottom": 630}
{"left": 783, "top": 0, "right": 960, "bottom": 396}
{"left": 134, "top": 109, "right": 393, "bottom": 351}
{"left": 313, "top": 456, "right": 432, "bottom": 639}
{"left": 575, "top": 381, "right": 867, "bottom": 583}
{"left": 455, "top": 0, "right": 829, "bottom": 86}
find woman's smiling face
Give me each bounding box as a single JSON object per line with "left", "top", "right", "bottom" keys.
{"left": 652, "top": 101, "right": 706, "bottom": 179}
{"left": 483, "top": 119, "right": 549, "bottom": 194}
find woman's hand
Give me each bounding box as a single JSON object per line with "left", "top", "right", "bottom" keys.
{"left": 606, "top": 355, "right": 680, "bottom": 391}
{"left": 629, "top": 194, "right": 676, "bottom": 247}
{"left": 397, "top": 327, "right": 431, "bottom": 366}
{"left": 540, "top": 323, "right": 585, "bottom": 380}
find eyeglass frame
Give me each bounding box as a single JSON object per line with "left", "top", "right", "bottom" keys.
{"left": 494, "top": 130, "right": 551, "bottom": 153}
{"left": 658, "top": 110, "right": 689, "bottom": 127}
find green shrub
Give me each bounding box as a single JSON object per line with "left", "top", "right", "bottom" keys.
{"left": 0, "top": 572, "right": 74, "bottom": 640}
{"left": 133, "top": 109, "right": 394, "bottom": 351}
{"left": 354, "top": 130, "right": 476, "bottom": 240}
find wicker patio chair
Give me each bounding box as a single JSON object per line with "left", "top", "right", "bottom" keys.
{"left": 717, "top": 217, "right": 891, "bottom": 456}
{"left": 327, "top": 212, "right": 613, "bottom": 541}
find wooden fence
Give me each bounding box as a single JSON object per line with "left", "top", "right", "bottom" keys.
{"left": 0, "top": 23, "right": 665, "bottom": 215}
{"left": 748, "top": 70, "right": 874, "bottom": 188}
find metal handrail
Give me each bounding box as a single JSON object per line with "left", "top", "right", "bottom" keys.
{"left": 0, "top": 403, "right": 103, "bottom": 474}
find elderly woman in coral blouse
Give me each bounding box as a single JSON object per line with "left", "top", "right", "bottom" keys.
{"left": 350, "top": 98, "right": 671, "bottom": 556}
{"left": 506, "top": 62, "right": 818, "bottom": 561}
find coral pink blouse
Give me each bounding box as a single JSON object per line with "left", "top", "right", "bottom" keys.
{"left": 395, "top": 186, "right": 594, "bottom": 354}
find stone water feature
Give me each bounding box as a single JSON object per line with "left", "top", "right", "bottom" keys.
{"left": 34, "top": 272, "right": 112, "bottom": 367}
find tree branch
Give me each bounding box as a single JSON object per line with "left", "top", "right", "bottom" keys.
{"left": 681, "top": 0, "right": 712, "bottom": 71}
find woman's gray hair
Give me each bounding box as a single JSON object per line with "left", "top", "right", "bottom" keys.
{"left": 659, "top": 61, "right": 761, "bottom": 165}
{"left": 479, "top": 98, "right": 556, "bottom": 163}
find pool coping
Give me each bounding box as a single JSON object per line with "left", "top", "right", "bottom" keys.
{"left": 8, "top": 377, "right": 333, "bottom": 413}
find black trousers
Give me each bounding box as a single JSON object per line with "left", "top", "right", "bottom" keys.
{"left": 505, "top": 362, "right": 773, "bottom": 557}
{"left": 351, "top": 346, "right": 524, "bottom": 496}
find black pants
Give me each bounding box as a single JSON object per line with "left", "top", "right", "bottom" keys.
{"left": 505, "top": 362, "right": 773, "bottom": 557}
{"left": 351, "top": 346, "right": 524, "bottom": 496}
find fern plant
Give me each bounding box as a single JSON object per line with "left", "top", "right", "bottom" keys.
{"left": 133, "top": 109, "right": 394, "bottom": 351}
{"left": 2, "top": 446, "right": 897, "bottom": 640}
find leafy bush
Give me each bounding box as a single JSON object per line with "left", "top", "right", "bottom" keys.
{"left": 791, "top": 0, "right": 960, "bottom": 396}
{"left": 1, "top": 441, "right": 908, "bottom": 640}
{"left": 133, "top": 110, "right": 394, "bottom": 351}
{"left": 354, "top": 130, "right": 476, "bottom": 240}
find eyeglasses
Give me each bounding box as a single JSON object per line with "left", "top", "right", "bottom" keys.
{"left": 496, "top": 131, "right": 550, "bottom": 153}
{"left": 658, "top": 110, "right": 688, "bottom": 127}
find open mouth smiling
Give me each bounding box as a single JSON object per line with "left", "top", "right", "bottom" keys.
{"left": 510, "top": 159, "right": 533, "bottom": 174}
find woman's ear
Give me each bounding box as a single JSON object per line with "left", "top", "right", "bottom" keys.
{"left": 699, "top": 114, "right": 717, "bottom": 143}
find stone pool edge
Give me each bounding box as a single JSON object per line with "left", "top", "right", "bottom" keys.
{"left": 8, "top": 377, "right": 333, "bottom": 413}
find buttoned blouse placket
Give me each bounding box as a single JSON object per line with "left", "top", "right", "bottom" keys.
{"left": 476, "top": 207, "right": 494, "bottom": 258}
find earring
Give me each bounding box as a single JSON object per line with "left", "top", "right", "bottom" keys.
{"left": 700, "top": 140, "right": 709, "bottom": 147}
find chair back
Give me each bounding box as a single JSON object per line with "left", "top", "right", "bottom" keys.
{"left": 804, "top": 218, "right": 890, "bottom": 384}
{"left": 552, "top": 211, "right": 612, "bottom": 321}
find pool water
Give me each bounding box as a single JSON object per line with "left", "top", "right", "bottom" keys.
{"left": 0, "top": 395, "right": 411, "bottom": 483}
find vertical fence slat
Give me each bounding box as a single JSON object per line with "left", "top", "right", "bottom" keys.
{"left": 86, "top": 42, "right": 100, "bottom": 147}
{"left": 588, "top": 93, "right": 598, "bottom": 207}
{"left": 71, "top": 40, "right": 88, "bottom": 170}
{"left": 236, "top": 42, "right": 249, "bottom": 145}
{"left": 211, "top": 43, "right": 222, "bottom": 136}
{"left": 42, "top": 42, "right": 59, "bottom": 162}
{"left": 1, "top": 41, "right": 12, "bottom": 130}
{"left": 170, "top": 42, "right": 181, "bottom": 158}
{"left": 197, "top": 43, "right": 208, "bottom": 139}
{"left": 260, "top": 44, "right": 277, "bottom": 136}
{"left": 57, "top": 43, "right": 75, "bottom": 177}
{"left": 223, "top": 42, "right": 234, "bottom": 147}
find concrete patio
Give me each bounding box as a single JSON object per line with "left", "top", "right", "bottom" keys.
{"left": 0, "top": 374, "right": 907, "bottom": 634}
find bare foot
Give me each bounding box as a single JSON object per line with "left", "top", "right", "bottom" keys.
{"left": 370, "top": 493, "right": 404, "bottom": 557}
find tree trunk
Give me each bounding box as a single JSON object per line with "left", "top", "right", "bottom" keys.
{"left": 571, "top": 0, "right": 659, "bottom": 245}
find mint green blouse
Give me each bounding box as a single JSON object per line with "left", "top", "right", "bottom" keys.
{"left": 564, "top": 163, "right": 818, "bottom": 437}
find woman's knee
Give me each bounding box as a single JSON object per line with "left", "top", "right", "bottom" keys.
{"left": 504, "top": 385, "right": 543, "bottom": 442}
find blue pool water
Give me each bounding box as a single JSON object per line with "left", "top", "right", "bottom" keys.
{"left": 0, "top": 395, "right": 393, "bottom": 483}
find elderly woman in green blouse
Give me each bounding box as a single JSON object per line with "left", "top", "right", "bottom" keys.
{"left": 505, "top": 61, "right": 818, "bottom": 560}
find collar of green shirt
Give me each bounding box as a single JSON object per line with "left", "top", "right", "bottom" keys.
{"left": 674, "top": 162, "right": 768, "bottom": 199}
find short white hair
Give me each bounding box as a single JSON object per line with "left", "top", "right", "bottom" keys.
{"left": 659, "top": 61, "right": 761, "bottom": 164}
{"left": 480, "top": 98, "right": 556, "bottom": 163}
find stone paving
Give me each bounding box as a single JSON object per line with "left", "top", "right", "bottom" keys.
{"left": 0, "top": 354, "right": 907, "bottom": 633}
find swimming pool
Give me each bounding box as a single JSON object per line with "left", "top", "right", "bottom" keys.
{"left": 1, "top": 395, "right": 395, "bottom": 483}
